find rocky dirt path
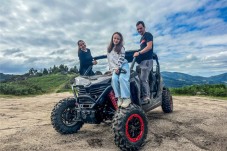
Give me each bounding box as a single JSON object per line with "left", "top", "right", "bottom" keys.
{"left": 0, "top": 93, "right": 227, "bottom": 151}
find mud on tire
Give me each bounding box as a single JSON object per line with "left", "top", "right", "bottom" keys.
{"left": 112, "top": 104, "right": 148, "bottom": 151}
{"left": 51, "top": 98, "right": 84, "bottom": 134}
{"left": 162, "top": 88, "right": 173, "bottom": 113}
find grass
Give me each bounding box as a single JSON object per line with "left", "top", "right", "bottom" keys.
{"left": 0, "top": 74, "right": 77, "bottom": 96}
{"left": 25, "top": 74, "right": 73, "bottom": 92}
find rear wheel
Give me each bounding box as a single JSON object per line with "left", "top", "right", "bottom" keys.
{"left": 112, "top": 104, "right": 148, "bottom": 151}
{"left": 51, "top": 98, "right": 84, "bottom": 134}
{"left": 162, "top": 88, "right": 173, "bottom": 113}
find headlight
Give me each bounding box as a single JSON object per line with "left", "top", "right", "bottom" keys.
{"left": 75, "top": 77, "right": 91, "bottom": 86}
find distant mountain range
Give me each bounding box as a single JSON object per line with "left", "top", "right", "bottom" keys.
{"left": 1, "top": 72, "right": 226, "bottom": 88}
{"left": 0, "top": 73, "right": 16, "bottom": 82}
{"left": 161, "top": 72, "right": 227, "bottom": 88}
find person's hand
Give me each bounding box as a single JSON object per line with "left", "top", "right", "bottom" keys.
{"left": 133, "top": 52, "right": 140, "bottom": 57}
{"left": 92, "top": 60, "right": 97, "bottom": 65}
{"left": 115, "top": 68, "right": 119, "bottom": 74}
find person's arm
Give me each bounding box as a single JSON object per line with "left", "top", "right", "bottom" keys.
{"left": 117, "top": 47, "right": 126, "bottom": 68}
{"left": 134, "top": 33, "right": 153, "bottom": 57}
{"left": 133, "top": 41, "right": 152, "bottom": 57}
{"left": 139, "top": 41, "right": 152, "bottom": 54}
{"left": 88, "top": 49, "right": 97, "bottom": 65}
{"left": 114, "top": 47, "right": 126, "bottom": 74}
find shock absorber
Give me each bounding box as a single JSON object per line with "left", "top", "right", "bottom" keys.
{"left": 108, "top": 90, "right": 118, "bottom": 110}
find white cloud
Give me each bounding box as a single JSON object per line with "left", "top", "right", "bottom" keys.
{"left": 199, "top": 34, "right": 227, "bottom": 46}
{"left": 0, "top": 0, "right": 227, "bottom": 76}
{"left": 203, "top": 51, "right": 227, "bottom": 61}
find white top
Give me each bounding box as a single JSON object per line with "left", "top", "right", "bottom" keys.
{"left": 107, "top": 47, "right": 127, "bottom": 71}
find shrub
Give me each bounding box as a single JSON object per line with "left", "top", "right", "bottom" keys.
{"left": 170, "top": 84, "right": 227, "bottom": 97}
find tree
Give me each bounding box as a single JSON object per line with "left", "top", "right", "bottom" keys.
{"left": 34, "top": 69, "right": 38, "bottom": 75}
{"left": 29, "top": 68, "right": 35, "bottom": 76}
{"left": 43, "top": 68, "right": 48, "bottom": 75}
{"left": 69, "top": 65, "right": 79, "bottom": 74}
{"left": 59, "top": 64, "right": 69, "bottom": 72}
{"left": 52, "top": 65, "right": 60, "bottom": 74}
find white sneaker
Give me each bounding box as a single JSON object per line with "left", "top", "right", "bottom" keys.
{"left": 121, "top": 98, "right": 131, "bottom": 108}
{"left": 141, "top": 97, "right": 151, "bottom": 104}
{"left": 117, "top": 98, "right": 123, "bottom": 107}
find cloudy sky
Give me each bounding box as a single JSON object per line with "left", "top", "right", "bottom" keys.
{"left": 0, "top": 0, "right": 227, "bottom": 77}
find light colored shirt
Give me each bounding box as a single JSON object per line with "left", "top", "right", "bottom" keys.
{"left": 107, "top": 47, "right": 127, "bottom": 71}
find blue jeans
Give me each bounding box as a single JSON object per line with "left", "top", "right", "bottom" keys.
{"left": 112, "top": 63, "right": 130, "bottom": 99}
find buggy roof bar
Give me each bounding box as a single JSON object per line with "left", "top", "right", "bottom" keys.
{"left": 92, "top": 50, "right": 138, "bottom": 61}
{"left": 93, "top": 50, "right": 158, "bottom": 63}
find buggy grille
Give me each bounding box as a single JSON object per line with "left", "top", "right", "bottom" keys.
{"left": 76, "top": 85, "right": 108, "bottom": 100}
{"left": 77, "top": 87, "right": 87, "bottom": 95}
{"left": 89, "top": 85, "right": 108, "bottom": 99}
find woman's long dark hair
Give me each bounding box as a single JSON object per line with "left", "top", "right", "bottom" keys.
{"left": 107, "top": 32, "right": 124, "bottom": 54}
{"left": 77, "top": 40, "right": 84, "bottom": 56}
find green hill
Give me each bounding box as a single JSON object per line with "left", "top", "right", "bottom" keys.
{"left": 0, "top": 74, "right": 77, "bottom": 96}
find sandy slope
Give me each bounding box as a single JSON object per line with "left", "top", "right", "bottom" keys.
{"left": 0, "top": 93, "right": 227, "bottom": 151}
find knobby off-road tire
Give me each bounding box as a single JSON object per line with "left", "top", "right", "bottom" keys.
{"left": 112, "top": 104, "right": 148, "bottom": 151}
{"left": 51, "top": 98, "right": 84, "bottom": 134}
{"left": 162, "top": 88, "right": 173, "bottom": 113}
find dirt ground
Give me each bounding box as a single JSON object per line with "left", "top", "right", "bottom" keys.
{"left": 0, "top": 93, "right": 227, "bottom": 151}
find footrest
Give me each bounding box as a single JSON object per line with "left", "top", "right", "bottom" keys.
{"left": 141, "top": 100, "right": 150, "bottom": 105}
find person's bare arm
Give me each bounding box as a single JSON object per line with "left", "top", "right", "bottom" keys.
{"left": 133, "top": 41, "right": 153, "bottom": 57}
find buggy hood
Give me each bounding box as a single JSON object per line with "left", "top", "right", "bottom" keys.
{"left": 75, "top": 75, "right": 111, "bottom": 87}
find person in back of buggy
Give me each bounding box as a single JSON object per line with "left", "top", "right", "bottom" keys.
{"left": 133, "top": 21, "right": 153, "bottom": 104}
{"left": 107, "top": 32, "right": 131, "bottom": 108}
{"left": 77, "top": 40, "right": 97, "bottom": 76}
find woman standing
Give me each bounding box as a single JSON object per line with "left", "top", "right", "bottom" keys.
{"left": 77, "top": 40, "right": 97, "bottom": 76}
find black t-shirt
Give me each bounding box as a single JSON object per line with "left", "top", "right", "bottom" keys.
{"left": 136, "top": 32, "right": 153, "bottom": 64}
{"left": 78, "top": 48, "right": 94, "bottom": 75}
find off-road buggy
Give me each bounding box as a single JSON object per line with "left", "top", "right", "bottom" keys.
{"left": 51, "top": 50, "right": 173, "bottom": 151}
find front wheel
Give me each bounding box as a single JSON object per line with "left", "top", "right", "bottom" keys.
{"left": 51, "top": 98, "right": 84, "bottom": 134}
{"left": 112, "top": 104, "right": 148, "bottom": 151}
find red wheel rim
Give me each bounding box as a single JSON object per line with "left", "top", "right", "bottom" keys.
{"left": 125, "top": 114, "right": 144, "bottom": 142}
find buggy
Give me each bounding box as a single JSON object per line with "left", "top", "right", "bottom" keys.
{"left": 51, "top": 50, "right": 173, "bottom": 151}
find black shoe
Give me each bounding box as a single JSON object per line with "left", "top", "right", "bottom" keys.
{"left": 141, "top": 98, "right": 150, "bottom": 104}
